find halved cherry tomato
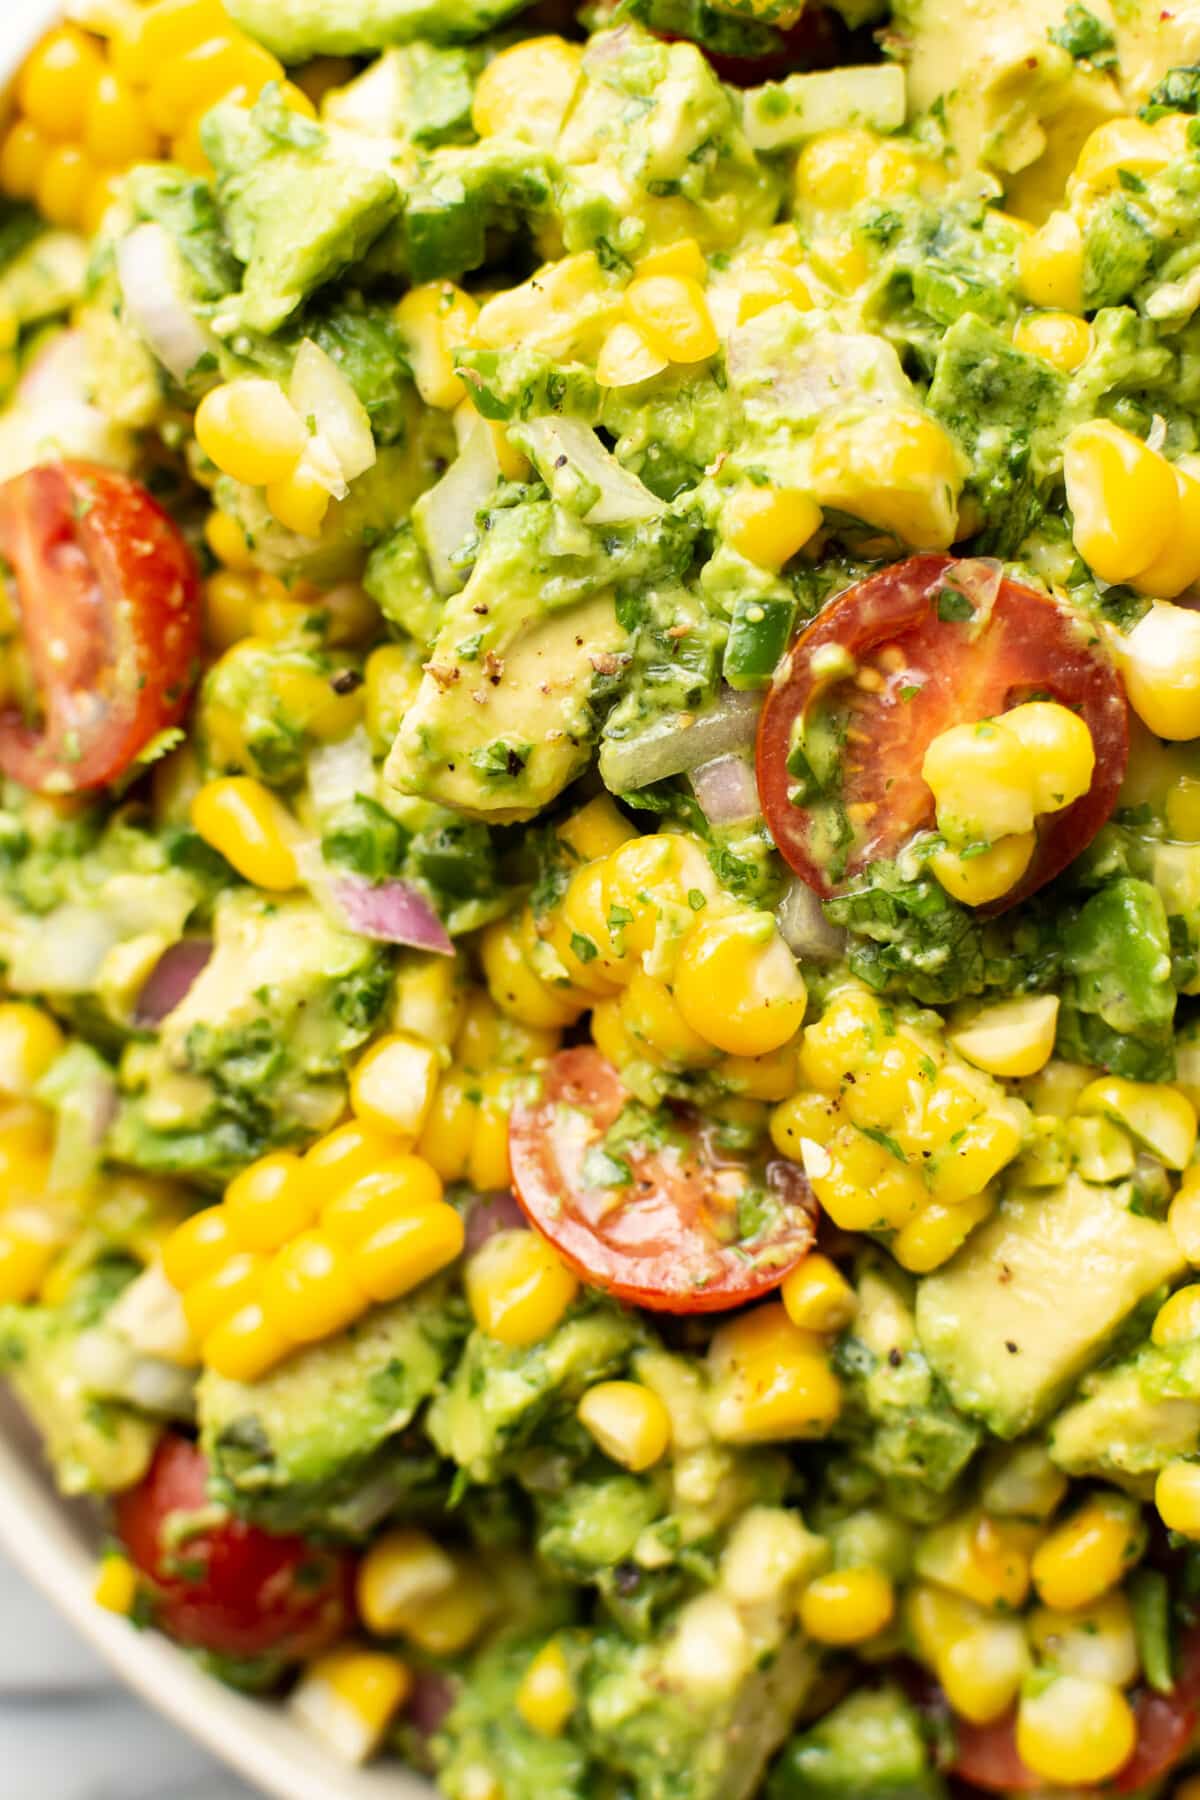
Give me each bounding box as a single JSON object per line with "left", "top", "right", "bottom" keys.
{"left": 508, "top": 1045, "right": 816, "bottom": 1311}
{"left": 675, "top": 6, "right": 844, "bottom": 85}
{"left": 116, "top": 1434, "right": 354, "bottom": 1661}
{"left": 0, "top": 461, "right": 201, "bottom": 793}
{"left": 950, "top": 1713, "right": 1047, "bottom": 1794}
{"left": 756, "top": 555, "right": 1129, "bottom": 910}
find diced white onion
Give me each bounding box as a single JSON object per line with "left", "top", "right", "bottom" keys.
{"left": 775, "top": 875, "right": 846, "bottom": 962}
{"left": 115, "top": 222, "right": 218, "bottom": 384}
{"left": 289, "top": 337, "right": 376, "bottom": 485}
{"left": 600, "top": 687, "right": 761, "bottom": 793}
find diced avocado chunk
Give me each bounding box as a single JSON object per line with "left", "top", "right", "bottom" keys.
{"left": 436, "top": 1629, "right": 593, "bottom": 1800}
{"left": 1050, "top": 1337, "right": 1200, "bottom": 1490}
{"left": 226, "top": 0, "right": 535, "bottom": 57}
{"left": 200, "top": 1280, "right": 464, "bottom": 1533}
{"left": 916, "top": 1175, "right": 1185, "bottom": 1438}
{"left": 834, "top": 1256, "right": 980, "bottom": 1520}
{"left": 112, "top": 890, "right": 390, "bottom": 1184}
{"left": 1056, "top": 878, "right": 1177, "bottom": 1081}
{"left": 427, "top": 1302, "right": 640, "bottom": 1483}
{"left": 201, "top": 89, "right": 400, "bottom": 333}
{"left": 767, "top": 1687, "right": 946, "bottom": 1800}
{"left": 0, "top": 1263, "right": 158, "bottom": 1496}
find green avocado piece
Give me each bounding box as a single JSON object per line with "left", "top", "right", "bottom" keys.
{"left": 767, "top": 1686, "right": 947, "bottom": 1800}
{"left": 199, "top": 1280, "right": 465, "bottom": 1533}
{"left": 0, "top": 1264, "right": 158, "bottom": 1497}
{"left": 833, "top": 1256, "right": 981, "bottom": 1522}
{"left": 916, "top": 1175, "right": 1185, "bottom": 1438}
{"left": 225, "top": 0, "right": 535, "bottom": 57}
{"left": 436, "top": 1631, "right": 594, "bottom": 1800}
{"left": 111, "top": 889, "right": 390, "bottom": 1184}
{"left": 201, "top": 89, "right": 400, "bottom": 333}
{"left": 1050, "top": 1336, "right": 1200, "bottom": 1491}
{"left": 427, "top": 1302, "right": 640, "bottom": 1484}
{"left": 402, "top": 141, "right": 556, "bottom": 284}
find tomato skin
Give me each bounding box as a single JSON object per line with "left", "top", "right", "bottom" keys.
{"left": 0, "top": 461, "right": 201, "bottom": 793}
{"left": 116, "top": 1435, "right": 354, "bottom": 1661}
{"left": 756, "top": 555, "right": 1129, "bottom": 910}
{"left": 508, "top": 1045, "right": 817, "bottom": 1312}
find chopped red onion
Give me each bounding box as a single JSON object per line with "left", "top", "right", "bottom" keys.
{"left": 691, "top": 752, "right": 761, "bottom": 827}
{"left": 948, "top": 557, "right": 1003, "bottom": 620}
{"left": 776, "top": 876, "right": 847, "bottom": 962}
{"left": 406, "top": 1669, "right": 457, "bottom": 1738}
{"left": 332, "top": 877, "right": 453, "bottom": 953}
{"left": 134, "top": 939, "right": 213, "bottom": 1026}
{"left": 464, "top": 1190, "right": 527, "bottom": 1255}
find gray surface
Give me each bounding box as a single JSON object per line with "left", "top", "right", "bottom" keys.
{"left": 0, "top": 1547, "right": 258, "bottom": 1800}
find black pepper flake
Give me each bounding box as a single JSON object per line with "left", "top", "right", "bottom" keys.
{"left": 887, "top": 1347, "right": 903, "bottom": 1367}
{"left": 1005, "top": 1340, "right": 1019, "bottom": 1353}
{"left": 330, "top": 669, "right": 363, "bottom": 695}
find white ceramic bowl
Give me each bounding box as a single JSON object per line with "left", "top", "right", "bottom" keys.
{"left": 0, "top": 10, "right": 432, "bottom": 1794}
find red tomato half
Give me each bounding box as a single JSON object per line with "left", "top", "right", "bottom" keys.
{"left": 508, "top": 1045, "right": 817, "bottom": 1311}
{"left": 116, "top": 1435, "right": 354, "bottom": 1661}
{"left": 756, "top": 555, "right": 1129, "bottom": 909}
{"left": 0, "top": 461, "right": 201, "bottom": 793}
{"left": 950, "top": 1713, "right": 1045, "bottom": 1794}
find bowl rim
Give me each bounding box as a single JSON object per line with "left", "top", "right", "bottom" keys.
{"left": 0, "top": 10, "right": 433, "bottom": 1794}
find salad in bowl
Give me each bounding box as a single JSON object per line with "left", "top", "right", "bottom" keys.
{"left": 3, "top": 0, "right": 1200, "bottom": 1795}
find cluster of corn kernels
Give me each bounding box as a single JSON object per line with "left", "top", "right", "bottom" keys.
{"left": 202, "top": 509, "right": 381, "bottom": 653}
{"left": 481, "top": 804, "right": 808, "bottom": 1067}
{"left": 769, "top": 986, "right": 1029, "bottom": 1272}
{"left": 194, "top": 338, "right": 377, "bottom": 537}
{"left": 417, "top": 988, "right": 558, "bottom": 1194}
{"left": 921, "top": 700, "right": 1096, "bottom": 906}
{"left": 0, "top": 1003, "right": 75, "bottom": 1303}
{"left": 0, "top": 1, "right": 312, "bottom": 237}
{"left": 162, "top": 1122, "right": 463, "bottom": 1381}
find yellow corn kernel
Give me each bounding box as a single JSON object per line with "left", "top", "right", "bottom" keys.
{"left": 549, "top": 864, "right": 628, "bottom": 996}
{"left": 1076, "top": 1075, "right": 1197, "bottom": 1169}
{"left": 600, "top": 832, "right": 718, "bottom": 959}
{"left": 923, "top": 717, "right": 1036, "bottom": 845}
{"left": 625, "top": 274, "right": 719, "bottom": 364}
{"left": 191, "top": 777, "right": 300, "bottom": 891}
{"left": 417, "top": 1072, "right": 473, "bottom": 1183}
{"left": 358, "top": 1527, "right": 457, "bottom": 1633}
{"left": 798, "top": 1567, "right": 894, "bottom": 1645}
{"left": 619, "top": 969, "right": 718, "bottom": 1070}
{"left": 1031, "top": 1493, "right": 1142, "bottom": 1610}
{"left": 1156, "top": 1458, "right": 1200, "bottom": 1534}
{"left": 1116, "top": 599, "right": 1200, "bottom": 739}
{"left": 674, "top": 913, "right": 807, "bottom": 1057}
{"left": 578, "top": 1380, "right": 672, "bottom": 1472}
{"left": 926, "top": 1104, "right": 1024, "bottom": 1207}
{"left": 589, "top": 997, "right": 637, "bottom": 1071}
{"left": 305, "top": 1120, "right": 415, "bottom": 1192}
{"left": 1169, "top": 769, "right": 1200, "bottom": 841}
{"left": 733, "top": 256, "right": 815, "bottom": 325}
{"left": 18, "top": 26, "right": 103, "bottom": 139}
{"left": 224, "top": 1152, "right": 315, "bottom": 1253}
{"left": 807, "top": 1124, "right": 925, "bottom": 1233}
{"left": 1131, "top": 462, "right": 1200, "bottom": 598}
{"left": 321, "top": 1162, "right": 445, "bottom": 1249}
{"left": 1073, "top": 116, "right": 1176, "bottom": 192}
{"left": 720, "top": 1044, "right": 801, "bottom": 1103}
{"left": 395, "top": 283, "right": 478, "bottom": 410}
{"left": 402, "top": 1570, "right": 491, "bottom": 1656}
{"left": 204, "top": 1299, "right": 290, "bottom": 1381}
{"left": 36, "top": 144, "right": 89, "bottom": 230}
{"left": 182, "top": 1249, "right": 267, "bottom": 1340}
{"left": 914, "top": 1508, "right": 1036, "bottom": 1612}
{"left": 145, "top": 35, "right": 285, "bottom": 136}
{"left": 635, "top": 238, "right": 706, "bottom": 283}
{"left": 1018, "top": 209, "right": 1085, "bottom": 313}
{"left": 0, "top": 120, "right": 46, "bottom": 200}
{"left": 481, "top": 915, "right": 585, "bottom": 1031}
{"left": 809, "top": 408, "right": 964, "bottom": 552}
{"left": 515, "top": 1639, "right": 575, "bottom": 1737}
{"left": 796, "top": 987, "right": 887, "bottom": 1092}
{"left": 350, "top": 1033, "right": 440, "bottom": 1143}
{"left": 468, "top": 1077, "right": 514, "bottom": 1193}
{"left": 466, "top": 1229, "right": 578, "bottom": 1347}
{"left": 893, "top": 1191, "right": 995, "bottom": 1273}
{"left": 708, "top": 1303, "right": 841, "bottom": 1443}
{"left": 1016, "top": 1675, "right": 1136, "bottom": 1787}
{"left": 1169, "top": 1173, "right": 1200, "bottom": 1264}
{"left": 0, "top": 1004, "right": 63, "bottom": 1099}
{"left": 162, "top": 1206, "right": 234, "bottom": 1290}
{"left": 81, "top": 169, "right": 125, "bottom": 237}
{"left": 723, "top": 485, "right": 821, "bottom": 570}
{"left": 261, "top": 1230, "right": 363, "bottom": 1343}
{"left": 1001, "top": 702, "right": 1095, "bottom": 814}
{"left": 794, "top": 128, "right": 879, "bottom": 210}
{"left": 471, "top": 36, "right": 583, "bottom": 144}
{"left": 769, "top": 1081, "right": 843, "bottom": 1155}
{"left": 85, "top": 71, "right": 159, "bottom": 167}
{"left": 0, "top": 1225, "right": 56, "bottom": 1305}
{"left": 950, "top": 995, "right": 1059, "bottom": 1079}
{"left": 112, "top": 0, "right": 233, "bottom": 82}
{"left": 907, "top": 1584, "right": 1030, "bottom": 1724}
{"left": 170, "top": 112, "right": 211, "bottom": 177}
{"left": 364, "top": 643, "right": 421, "bottom": 748}
{"left": 194, "top": 379, "right": 308, "bottom": 487}
{"left": 781, "top": 1254, "right": 857, "bottom": 1334}
{"left": 291, "top": 1645, "right": 412, "bottom": 1763}
{"left": 1064, "top": 419, "right": 1179, "bottom": 586}
{"left": 93, "top": 1552, "right": 139, "bottom": 1616}
{"left": 203, "top": 571, "right": 260, "bottom": 652}
{"left": 557, "top": 796, "right": 635, "bottom": 864}
{"left": 266, "top": 459, "right": 332, "bottom": 539}
{"left": 350, "top": 1200, "right": 464, "bottom": 1304}
{"left": 596, "top": 321, "right": 670, "bottom": 389}
{"left": 1028, "top": 1594, "right": 1139, "bottom": 1686}
{"left": 1013, "top": 310, "right": 1092, "bottom": 372}
{"left": 929, "top": 832, "right": 1035, "bottom": 907}
{"left": 1155, "top": 1282, "right": 1200, "bottom": 1347}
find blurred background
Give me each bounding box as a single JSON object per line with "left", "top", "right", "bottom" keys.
{"left": 0, "top": 1545, "right": 255, "bottom": 1800}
